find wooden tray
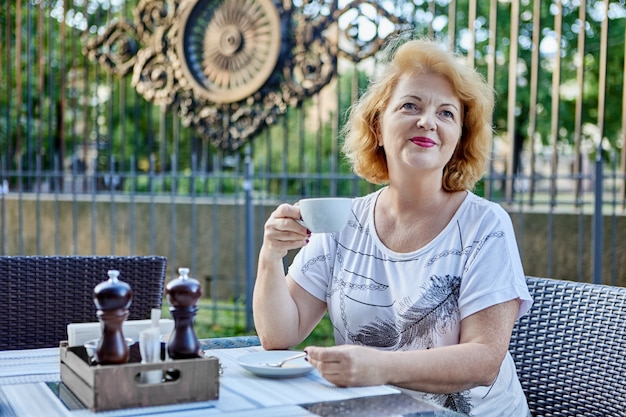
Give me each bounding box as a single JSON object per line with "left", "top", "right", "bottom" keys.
{"left": 60, "top": 341, "right": 219, "bottom": 411}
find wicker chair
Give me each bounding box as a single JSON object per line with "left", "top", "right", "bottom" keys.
{"left": 1, "top": 256, "right": 167, "bottom": 351}
{"left": 509, "top": 276, "right": 626, "bottom": 416}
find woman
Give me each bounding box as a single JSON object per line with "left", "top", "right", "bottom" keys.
{"left": 253, "top": 37, "right": 533, "bottom": 416}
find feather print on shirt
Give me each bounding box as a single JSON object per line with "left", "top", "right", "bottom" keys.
{"left": 347, "top": 273, "right": 471, "bottom": 415}
{"left": 351, "top": 274, "right": 461, "bottom": 349}
{"left": 428, "top": 391, "right": 473, "bottom": 415}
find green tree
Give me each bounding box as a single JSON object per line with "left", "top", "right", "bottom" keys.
{"left": 2, "top": 0, "right": 624, "bottom": 196}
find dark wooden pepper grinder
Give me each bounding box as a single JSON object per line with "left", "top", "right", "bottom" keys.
{"left": 166, "top": 267, "right": 202, "bottom": 359}
{"left": 93, "top": 269, "right": 133, "bottom": 365}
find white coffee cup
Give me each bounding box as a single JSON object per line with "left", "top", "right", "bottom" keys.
{"left": 297, "top": 197, "right": 353, "bottom": 233}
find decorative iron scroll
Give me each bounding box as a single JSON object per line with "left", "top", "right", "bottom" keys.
{"left": 84, "top": 0, "right": 409, "bottom": 150}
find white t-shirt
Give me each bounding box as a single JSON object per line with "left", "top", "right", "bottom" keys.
{"left": 289, "top": 189, "right": 533, "bottom": 417}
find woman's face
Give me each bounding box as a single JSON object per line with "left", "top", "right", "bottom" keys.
{"left": 379, "top": 71, "right": 462, "bottom": 182}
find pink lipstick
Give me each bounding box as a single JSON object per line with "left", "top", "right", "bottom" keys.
{"left": 410, "top": 137, "right": 436, "bottom": 148}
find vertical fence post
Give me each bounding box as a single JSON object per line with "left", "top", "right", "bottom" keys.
{"left": 1, "top": 156, "right": 5, "bottom": 255}
{"left": 592, "top": 143, "right": 603, "bottom": 285}
{"left": 243, "top": 146, "right": 255, "bottom": 331}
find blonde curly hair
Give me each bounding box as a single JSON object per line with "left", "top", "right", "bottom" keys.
{"left": 341, "top": 37, "right": 495, "bottom": 191}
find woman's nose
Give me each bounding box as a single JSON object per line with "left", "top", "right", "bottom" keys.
{"left": 416, "top": 114, "right": 436, "bottom": 130}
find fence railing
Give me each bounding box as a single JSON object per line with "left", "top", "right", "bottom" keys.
{"left": 2, "top": 0, "right": 626, "bottom": 331}
{"left": 1, "top": 149, "right": 624, "bottom": 330}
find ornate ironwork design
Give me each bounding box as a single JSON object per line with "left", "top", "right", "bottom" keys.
{"left": 84, "top": 0, "right": 408, "bottom": 150}
{"left": 177, "top": 0, "right": 282, "bottom": 103}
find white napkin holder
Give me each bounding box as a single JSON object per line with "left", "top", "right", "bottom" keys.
{"left": 67, "top": 319, "right": 174, "bottom": 346}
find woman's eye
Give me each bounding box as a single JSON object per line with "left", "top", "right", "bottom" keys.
{"left": 441, "top": 110, "right": 454, "bottom": 119}
{"left": 401, "top": 102, "right": 418, "bottom": 111}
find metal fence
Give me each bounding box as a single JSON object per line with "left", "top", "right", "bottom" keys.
{"left": 2, "top": 0, "right": 625, "bottom": 330}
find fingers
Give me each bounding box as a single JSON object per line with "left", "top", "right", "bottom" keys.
{"left": 267, "top": 204, "right": 309, "bottom": 238}
{"left": 305, "top": 346, "right": 355, "bottom": 386}
{"left": 260, "top": 203, "right": 310, "bottom": 259}
{"left": 305, "top": 345, "right": 383, "bottom": 387}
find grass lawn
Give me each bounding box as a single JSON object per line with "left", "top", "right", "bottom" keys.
{"left": 163, "top": 299, "right": 335, "bottom": 350}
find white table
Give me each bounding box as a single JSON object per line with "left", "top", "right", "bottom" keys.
{"left": 0, "top": 338, "right": 459, "bottom": 416}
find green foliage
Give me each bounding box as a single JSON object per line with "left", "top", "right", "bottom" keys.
{"left": 166, "top": 300, "right": 249, "bottom": 339}
{"left": 295, "top": 315, "right": 335, "bottom": 349}
{"left": 186, "top": 301, "right": 335, "bottom": 348}
{"left": 485, "top": 1, "right": 625, "bottom": 153}
{"left": 125, "top": 172, "right": 240, "bottom": 195}
{"left": 2, "top": 0, "right": 624, "bottom": 191}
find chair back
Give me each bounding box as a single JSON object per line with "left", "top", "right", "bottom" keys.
{"left": 1, "top": 256, "right": 167, "bottom": 350}
{"left": 509, "top": 276, "right": 626, "bottom": 416}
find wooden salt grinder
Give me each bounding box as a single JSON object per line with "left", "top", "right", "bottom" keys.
{"left": 166, "top": 267, "right": 203, "bottom": 359}
{"left": 93, "top": 270, "right": 133, "bottom": 365}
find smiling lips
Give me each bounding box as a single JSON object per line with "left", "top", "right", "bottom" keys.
{"left": 410, "top": 137, "right": 436, "bottom": 148}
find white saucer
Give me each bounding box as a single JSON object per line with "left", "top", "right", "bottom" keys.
{"left": 237, "top": 350, "right": 313, "bottom": 378}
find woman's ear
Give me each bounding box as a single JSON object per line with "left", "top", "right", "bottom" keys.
{"left": 374, "top": 120, "right": 383, "bottom": 147}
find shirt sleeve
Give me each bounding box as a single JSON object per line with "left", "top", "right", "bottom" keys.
{"left": 288, "top": 233, "right": 336, "bottom": 302}
{"left": 457, "top": 204, "right": 533, "bottom": 321}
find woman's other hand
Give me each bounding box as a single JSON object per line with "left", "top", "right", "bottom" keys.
{"left": 305, "top": 345, "right": 389, "bottom": 387}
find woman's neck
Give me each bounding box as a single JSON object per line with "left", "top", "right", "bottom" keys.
{"left": 374, "top": 185, "right": 466, "bottom": 253}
